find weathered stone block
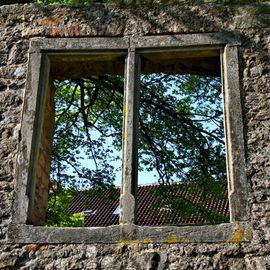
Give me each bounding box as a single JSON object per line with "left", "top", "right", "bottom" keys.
{"left": 0, "top": 1, "right": 269, "bottom": 269}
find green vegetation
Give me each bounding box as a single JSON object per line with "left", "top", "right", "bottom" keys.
{"left": 46, "top": 188, "right": 85, "bottom": 227}
{"left": 46, "top": 73, "right": 228, "bottom": 226}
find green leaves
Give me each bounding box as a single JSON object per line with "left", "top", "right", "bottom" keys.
{"left": 139, "top": 74, "right": 225, "bottom": 184}
{"left": 51, "top": 76, "right": 123, "bottom": 189}
{"left": 46, "top": 188, "right": 85, "bottom": 227}
{"left": 49, "top": 73, "right": 228, "bottom": 225}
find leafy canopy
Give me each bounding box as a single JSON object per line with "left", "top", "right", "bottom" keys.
{"left": 46, "top": 187, "right": 85, "bottom": 227}
{"left": 47, "top": 73, "right": 228, "bottom": 226}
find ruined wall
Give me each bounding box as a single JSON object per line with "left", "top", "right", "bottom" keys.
{"left": 0, "top": 2, "right": 270, "bottom": 269}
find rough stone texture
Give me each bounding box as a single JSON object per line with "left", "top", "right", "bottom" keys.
{"left": 0, "top": 1, "right": 270, "bottom": 269}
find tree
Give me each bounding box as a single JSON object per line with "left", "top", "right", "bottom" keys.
{"left": 47, "top": 73, "right": 228, "bottom": 226}
{"left": 46, "top": 187, "right": 85, "bottom": 227}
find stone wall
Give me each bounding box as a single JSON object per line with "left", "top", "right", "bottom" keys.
{"left": 0, "top": 2, "right": 269, "bottom": 269}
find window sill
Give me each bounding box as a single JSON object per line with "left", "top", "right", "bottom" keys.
{"left": 7, "top": 222, "right": 251, "bottom": 244}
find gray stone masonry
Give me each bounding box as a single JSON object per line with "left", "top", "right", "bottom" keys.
{"left": 0, "top": 1, "right": 270, "bottom": 269}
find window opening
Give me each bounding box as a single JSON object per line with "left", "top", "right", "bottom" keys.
{"left": 17, "top": 36, "right": 247, "bottom": 234}
{"left": 136, "top": 53, "right": 229, "bottom": 226}
{"left": 39, "top": 50, "right": 230, "bottom": 227}
{"left": 29, "top": 53, "right": 125, "bottom": 227}
{"left": 11, "top": 35, "right": 249, "bottom": 243}
{"left": 46, "top": 74, "right": 124, "bottom": 227}
{"left": 51, "top": 77, "right": 124, "bottom": 189}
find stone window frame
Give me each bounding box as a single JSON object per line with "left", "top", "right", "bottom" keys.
{"left": 8, "top": 33, "right": 251, "bottom": 244}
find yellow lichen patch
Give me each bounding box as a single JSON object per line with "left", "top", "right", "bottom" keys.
{"left": 118, "top": 240, "right": 140, "bottom": 246}
{"left": 165, "top": 233, "right": 178, "bottom": 244}
{"left": 120, "top": 221, "right": 127, "bottom": 225}
{"left": 123, "top": 105, "right": 127, "bottom": 116}
{"left": 244, "top": 227, "right": 253, "bottom": 241}
{"left": 227, "top": 224, "right": 244, "bottom": 243}
{"left": 179, "top": 237, "right": 188, "bottom": 244}
{"left": 143, "top": 238, "right": 152, "bottom": 244}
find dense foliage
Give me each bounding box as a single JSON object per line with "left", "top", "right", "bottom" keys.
{"left": 139, "top": 74, "right": 225, "bottom": 184}
{"left": 46, "top": 188, "right": 85, "bottom": 226}
{"left": 47, "top": 73, "right": 228, "bottom": 226}
{"left": 51, "top": 76, "right": 124, "bottom": 189}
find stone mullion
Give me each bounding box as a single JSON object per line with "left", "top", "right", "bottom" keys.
{"left": 120, "top": 49, "right": 140, "bottom": 225}
{"left": 222, "top": 45, "right": 249, "bottom": 222}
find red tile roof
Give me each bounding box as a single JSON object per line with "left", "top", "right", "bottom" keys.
{"left": 69, "top": 182, "right": 229, "bottom": 227}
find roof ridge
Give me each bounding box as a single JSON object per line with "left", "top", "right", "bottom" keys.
{"left": 77, "top": 181, "right": 189, "bottom": 192}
